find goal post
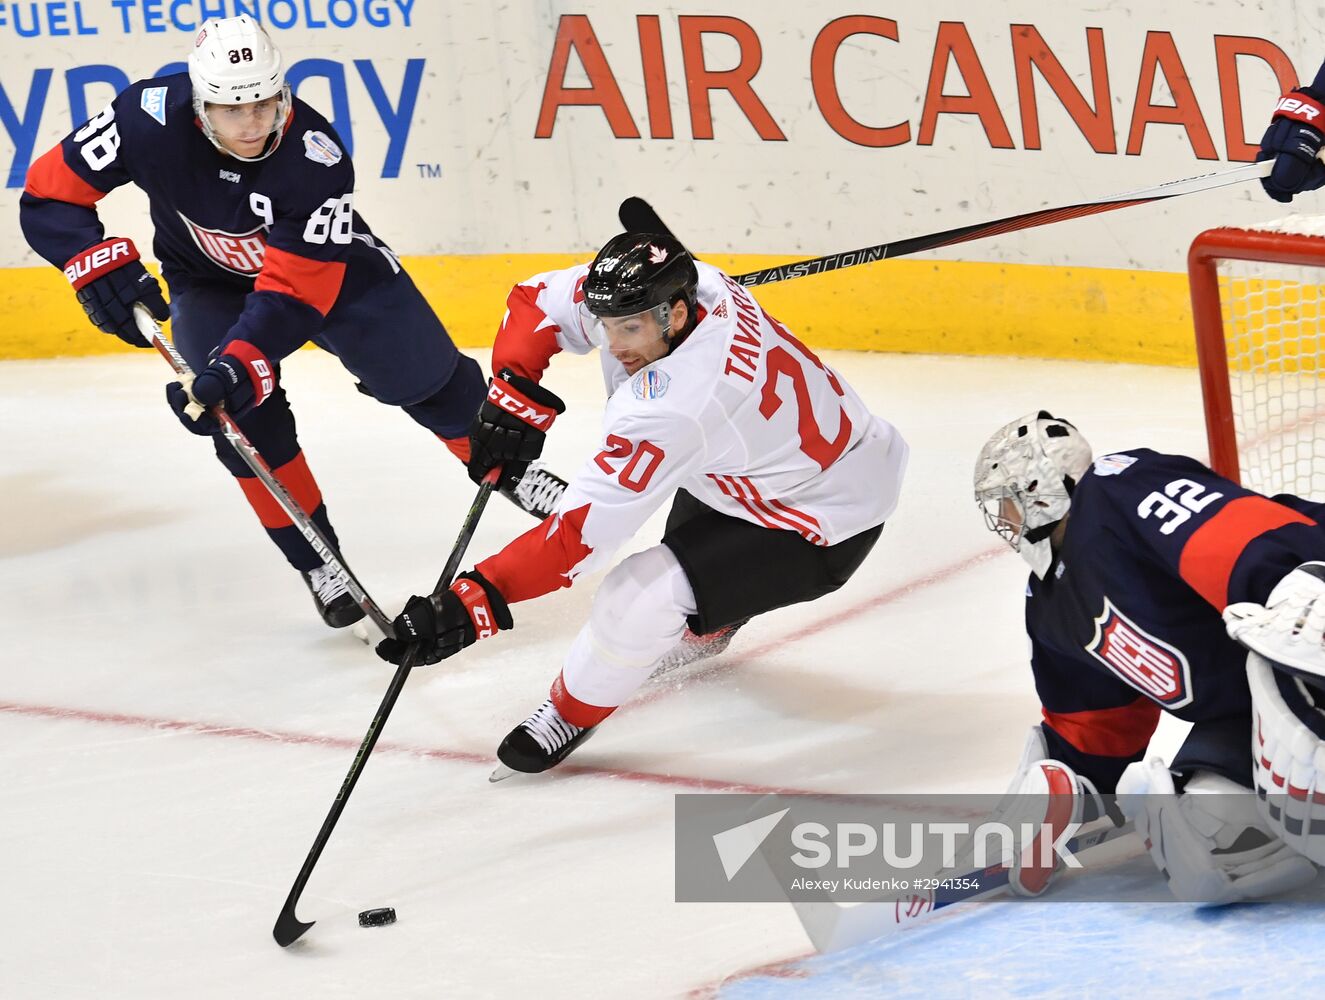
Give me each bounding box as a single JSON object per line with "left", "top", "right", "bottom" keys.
{"left": 1189, "top": 221, "right": 1325, "bottom": 499}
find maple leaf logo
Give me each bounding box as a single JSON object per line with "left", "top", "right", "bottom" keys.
{"left": 648, "top": 244, "right": 668, "bottom": 264}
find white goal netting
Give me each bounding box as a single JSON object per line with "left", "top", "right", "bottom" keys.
{"left": 1209, "top": 215, "right": 1325, "bottom": 499}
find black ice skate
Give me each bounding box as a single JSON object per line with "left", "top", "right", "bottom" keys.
{"left": 301, "top": 564, "right": 366, "bottom": 628}
{"left": 501, "top": 462, "right": 568, "bottom": 521}
{"left": 490, "top": 699, "right": 597, "bottom": 781}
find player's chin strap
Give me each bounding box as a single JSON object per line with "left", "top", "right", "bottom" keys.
{"left": 1022, "top": 520, "right": 1060, "bottom": 545}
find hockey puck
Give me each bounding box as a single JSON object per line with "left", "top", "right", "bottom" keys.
{"left": 358, "top": 907, "right": 396, "bottom": 927}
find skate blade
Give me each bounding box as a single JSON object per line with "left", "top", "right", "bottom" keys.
{"left": 488, "top": 764, "right": 519, "bottom": 783}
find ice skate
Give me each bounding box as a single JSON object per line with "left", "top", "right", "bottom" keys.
{"left": 302, "top": 564, "right": 365, "bottom": 629}
{"left": 490, "top": 699, "right": 597, "bottom": 780}
{"left": 501, "top": 462, "right": 567, "bottom": 521}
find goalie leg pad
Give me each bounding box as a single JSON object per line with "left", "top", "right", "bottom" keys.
{"left": 1118, "top": 757, "right": 1315, "bottom": 904}
{"left": 1248, "top": 651, "right": 1325, "bottom": 864}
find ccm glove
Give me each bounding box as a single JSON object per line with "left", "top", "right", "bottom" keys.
{"left": 166, "top": 341, "right": 275, "bottom": 435}
{"left": 1258, "top": 84, "right": 1325, "bottom": 202}
{"left": 375, "top": 571, "right": 513, "bottom": 666}
{"left": 64, "top": 237, "right": 169, "bottom": 347}
{"left": 468, "top": 369, "right": 565, "bottom": 492}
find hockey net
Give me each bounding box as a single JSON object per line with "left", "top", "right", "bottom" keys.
{"left": 1190, "top": 218, "right": 1325, "bottom": 499}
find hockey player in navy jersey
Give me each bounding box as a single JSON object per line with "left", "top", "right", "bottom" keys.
{"left": 18, "top": 15, "right": 565, "bottom": 629}
{"left": 974, "top": 412, "right": 1323, "bottom": 903}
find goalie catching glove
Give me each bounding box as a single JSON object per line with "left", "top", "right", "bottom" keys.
{"left": 468, "top": 369, "right": 565, "bottom": 493}
{"left": 375, "top": 571, "right": 512, "bottom": 666}
{"left": 1224, "top": 561, "right": 1325, "bottom": 679}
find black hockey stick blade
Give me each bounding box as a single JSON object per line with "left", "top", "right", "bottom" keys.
{"left": 271, "top": 471, "right": 500, "bottom": 948}
{"left": 618, "top": 196, "right": 674, "bottom": 238}
{"left": 273, "top": 905, "right": 315, "bottom": 948}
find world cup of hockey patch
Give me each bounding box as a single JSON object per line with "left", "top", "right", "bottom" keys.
{"left": 1093, "top": 453, "right": 1138, "bottom": 477}
{"left": 632, "top": 368, "right": 670, "bottom": 400}
{"left": 303, "top": 130, "right": 343, "bottom": 166}
{"left": 178, "top": 212, "right": 268, "bottom": 276}
{"left": 140, "top": 87, "right": 167, "bottom": 126}
{"left": 1086, "top": 597, "right": 1193, "bottom": 707}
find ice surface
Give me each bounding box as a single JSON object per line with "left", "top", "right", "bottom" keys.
{"left": 3, "top": 346, "right": 1304, "bottom": 999}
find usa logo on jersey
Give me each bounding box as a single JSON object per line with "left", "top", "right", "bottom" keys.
{"left": 1086, "top": 597, "right": 1194, "bottom": 708}
{"left": 178, "top": 212, "right": 267, "bottom": 276}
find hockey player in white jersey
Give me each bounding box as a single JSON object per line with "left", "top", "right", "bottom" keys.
{"left": 377, "top": 233, "right": 908, "bottom": 774}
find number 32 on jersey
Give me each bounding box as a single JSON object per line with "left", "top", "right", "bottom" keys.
{"left": 1137, "top": 479, "right": 1224, "bottom": 535}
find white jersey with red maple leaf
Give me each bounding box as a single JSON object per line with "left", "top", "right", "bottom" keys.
{"left": 475, "top": 259, "right": 909, "bottom": 604}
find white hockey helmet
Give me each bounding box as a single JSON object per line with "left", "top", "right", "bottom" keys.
{"left": 188, "top": 15, "right": 291, "bottom": 161}
{"left": 974, "top": 411, "right": 1093, "bottom": 578}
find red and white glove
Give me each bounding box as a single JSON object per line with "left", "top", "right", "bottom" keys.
{"left": 1003, "top": 758, "right": 1100, "bottom": 896}
{"left": 961, "top": 726, "right": 1103, "bottom": 897}
{"left": 375, "top": 571, "right": 513, "bottom": 666}
{"left": 64, "top": 237, "right": 169, "bottom": 347}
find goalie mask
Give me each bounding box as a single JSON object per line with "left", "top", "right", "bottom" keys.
{"left": 974, "top": 411, "right": 1093, "bottom": 578}
{"left": 188, "top": 16, "right": 291, "bottom": 162}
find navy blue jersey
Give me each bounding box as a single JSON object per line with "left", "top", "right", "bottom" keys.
{"left": 1027, "top": 448, "right": 1325, "bottom": 791}
{"left": 19, "top": 74, "right": 400, "bottom": 361}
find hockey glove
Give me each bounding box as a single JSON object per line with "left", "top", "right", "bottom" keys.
{"left": 1224, "top": 561, "right": 1325, "bottom": 678}
{"left": 963, "top": 729, "right": 1106, "bottom": 897}
{"left": 64, "top": 237, "right": 169, "bottom": 347}
{"left": 167, "top": 341, "right": 276, "bottom": 435}
{"left": 468, "top": 369, "right": 565, "bottom": 493}
{"left": 375, "top": 571, "right": 513, "bottom": 666}
{"left": 1258, "top": 84, "right": 1325, "bottom": 202}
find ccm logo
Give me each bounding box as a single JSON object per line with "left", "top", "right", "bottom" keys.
{"left": 1277, "top": 96, "right": 1321, "bottom": 121}
{"left": 488, "top": 383, "right": 551, "bottom": 427}
{"left": 456, "top": 580, "right": 498, "bottom": 639}
{"left": 64, "top": 239, "right": 134, "bottom": 285}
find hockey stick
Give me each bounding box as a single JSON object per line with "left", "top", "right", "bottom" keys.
{"left": 134, "top": 306, "right": 394, "bottom": 636}
{"left": 620, "top": 159, "right": 1275, "bottom": 287}
{"left": 789, "top": 817, "right": 1134, "bottom": 953}
{"left": 272, "top": 467, "right": 500, "bottom": 947}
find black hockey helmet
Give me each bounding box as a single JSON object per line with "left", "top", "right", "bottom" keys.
{"left": 582, "top": 233, "right": 698, "bottom": 320}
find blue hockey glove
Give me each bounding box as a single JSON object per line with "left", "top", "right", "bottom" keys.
{"left": 1259, "top": 86, "right": 1325, "bottom": 203}
{"left": 167, "top": 341, "right": 275, "bottom": 435}
{"left": 64, "top": 237, "right": 169, "bottom": 348}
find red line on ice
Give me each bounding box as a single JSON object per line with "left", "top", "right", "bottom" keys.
{"left": 0, "top": 545, "right": 1003, "bottom": 796}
